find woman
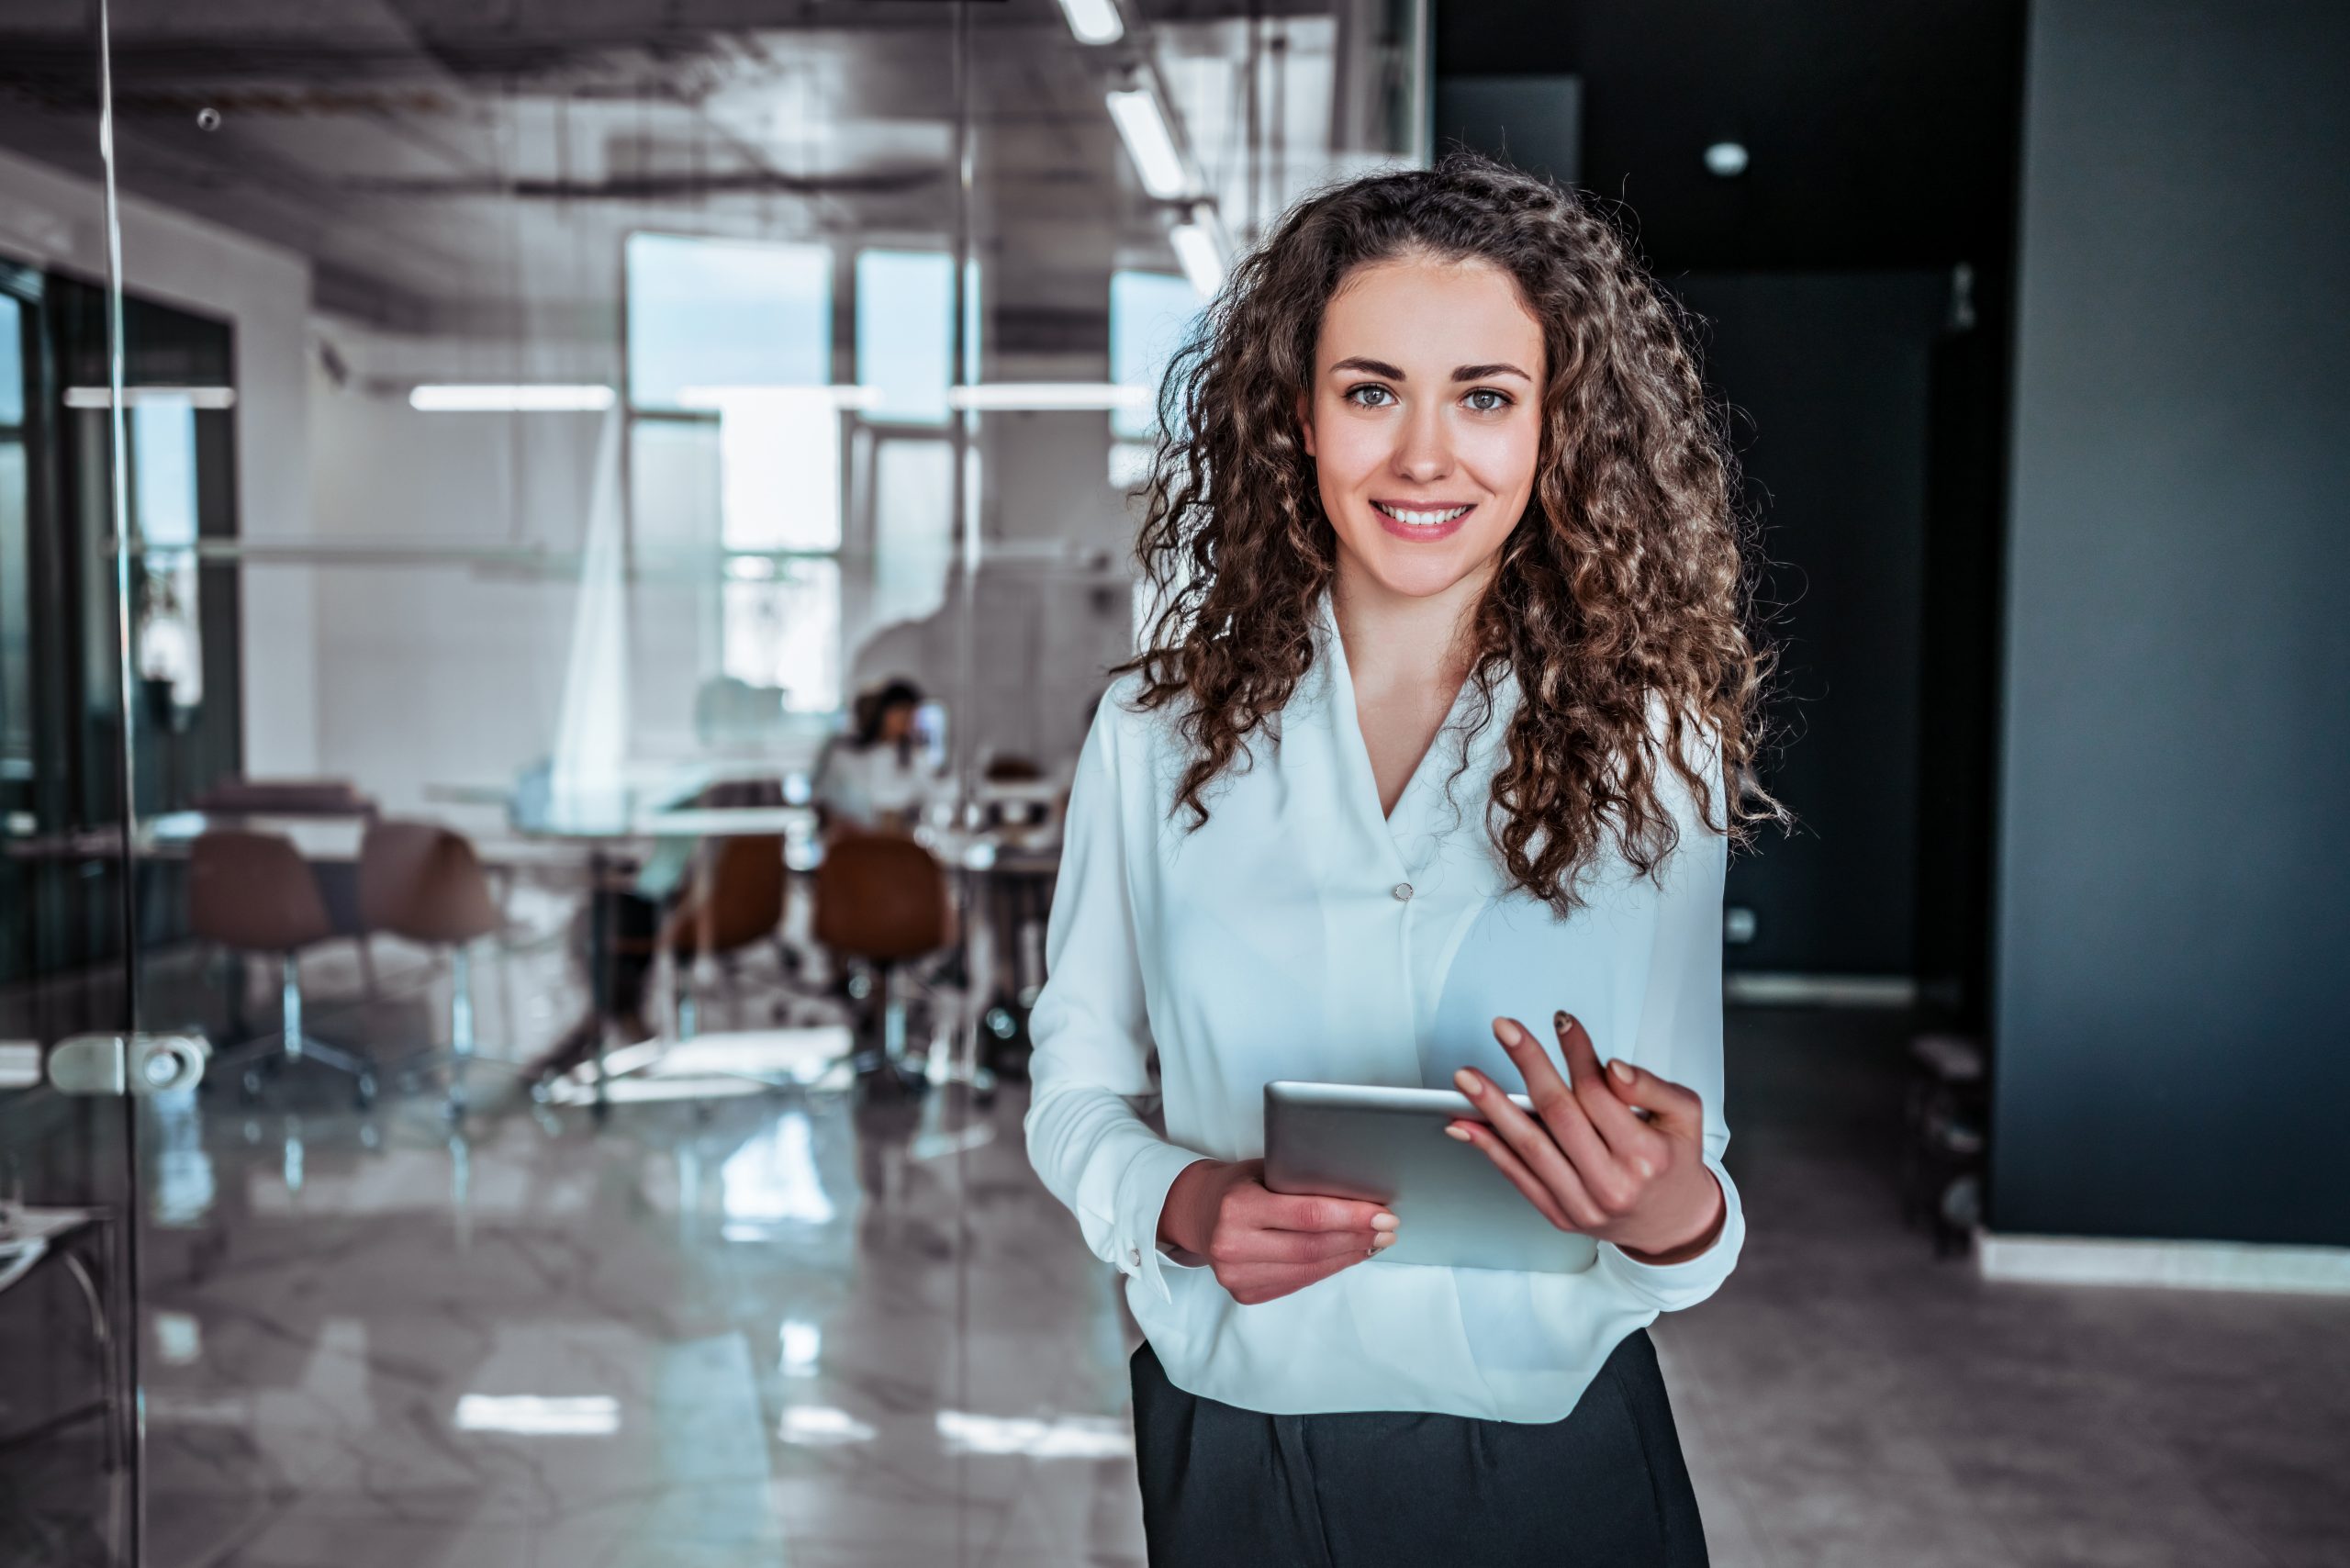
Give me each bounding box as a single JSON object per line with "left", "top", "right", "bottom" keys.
{"left": 1024, "top": 152, "right": 1781, "bottom": 1566}
{"left": 811, "top": 677, "right": 939, "bottom": 834}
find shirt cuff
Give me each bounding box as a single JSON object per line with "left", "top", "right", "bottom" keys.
{"left": 1113, "top": 1140, "right": 1216, "bottom": 1304}
{"left": 1596, "top": 1160, "right": 1745, "bottom": 1312}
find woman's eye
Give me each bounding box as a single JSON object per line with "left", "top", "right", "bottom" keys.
{"left": 1345, "top": 385, "right": 1394, "bottom": 409}
{"left": 1464, "top": 388, "right": 1511, "bottom": 412}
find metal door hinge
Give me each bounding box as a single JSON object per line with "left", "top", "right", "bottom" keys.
{"left": 44, "top": 1034, "right": 208, "bottom": 1096}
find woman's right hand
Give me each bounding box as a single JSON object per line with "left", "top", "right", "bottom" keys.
{"left": 1157, "top": 1159, "right": 1398, "bottom": 1305}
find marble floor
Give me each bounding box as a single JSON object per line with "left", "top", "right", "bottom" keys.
{"left": 5, "top": 926, "right": 2347, "bottom": 1567}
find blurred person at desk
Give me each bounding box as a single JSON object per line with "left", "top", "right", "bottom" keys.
{"left": 812, "top": 677, "right": 946, "bottom": 834}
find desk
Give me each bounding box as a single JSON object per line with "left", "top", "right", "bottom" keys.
{"left": 507, "top": 791, "right": 1058, "bottom": 1108}
{"left": 507, "top": 796, "right": 822, "bottom": 1114}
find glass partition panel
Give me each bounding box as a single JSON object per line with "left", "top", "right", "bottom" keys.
{"left": 51, "top": 0, "right": 1427, "bottom": 1562}
{"left": 946, "top": 4, "right": 1427, "bottom": 1562}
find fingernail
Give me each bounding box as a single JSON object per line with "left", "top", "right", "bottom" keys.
{"left": 1453, "top": 1068, "right": 1483, "bottom": 1095}
{"left": 1609, "top": 1058, "right": 1635, "bottom": 1085}
{"left": 1492, "top": 1017, "right": 1523, "bottom": 1047}
{"left": 1372, "top": 1212, "right": 1399, "bottom": 1231}
{"left": 1443, "top": 1124, "right": 1472, "bottom": 1142}
{"left": 1371, "top": 1233, "right": 1397, "bottom": 1249}
{"left": 1554, "top": 1010, "right": 1573, "bottom": 1033}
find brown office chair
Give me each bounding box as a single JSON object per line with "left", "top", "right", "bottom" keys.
{"left": 358, "top": 820, "right": 512, "bottom": 1116}
{"left": 190, "top": 829, "right": 376, "bottom": 1106}
{"left": 658, "top": 834, "right": 787, "bottom": 1039}
{"left": 813, "top": 833, "right": 953, "bottom": 1089}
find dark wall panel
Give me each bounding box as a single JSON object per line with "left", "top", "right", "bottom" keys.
{"left": 1992, "top": 1, "right": 2350, "bottom": 1243}
{"left": 1677, "top": 272, "right": 1946, "bottom": 978}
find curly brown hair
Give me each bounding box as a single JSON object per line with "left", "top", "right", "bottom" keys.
{"left": 1116, "top": 151, "right": 1782, "bottom": 912}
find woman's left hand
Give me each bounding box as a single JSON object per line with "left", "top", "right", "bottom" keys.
{"left": 1448, "top": 1013, "right": 1726, "bottom": 1265}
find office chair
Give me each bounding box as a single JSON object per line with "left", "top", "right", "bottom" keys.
{"left": 813, "top": 832, "right": 954, "bottom": 1092}
{"left": 190, "top": 829, "right": 377, "bottom": 1108}
{"left": 659, "top": 834, "right": 788, "bottom": 1040}
{"left": 358, "top": 820, "right": 517, "bottom": 1117}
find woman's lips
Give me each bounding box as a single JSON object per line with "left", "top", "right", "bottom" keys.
{"left": 1372, "top": 499, "right": 1474, "bottom": 542}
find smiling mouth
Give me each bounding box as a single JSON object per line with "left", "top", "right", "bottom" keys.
{"left": 1373, "top": 501, "right": 1475, "bottom": 527}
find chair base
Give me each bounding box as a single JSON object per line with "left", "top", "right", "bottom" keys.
{"left": 218, "top": 1036, "right": 380, "bottom": 1111}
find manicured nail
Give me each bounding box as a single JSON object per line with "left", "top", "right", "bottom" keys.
{"left": 1492, "top": 1018, "right": 1524, "bottom": 1047}
{"left": 1443, "top": 1124, "right": 1473, "bottom": 1142}
{"left": 1554, "top": 1010, "right": 1573, "bottom": 1033}
{"left": 1371, "top": 1233, "right": 1397, "bottom": 1249}
{"left": 1372, "top": 1212, "right": 1399, "bottom": 1231}
{"left": 1453, "top": 1068, "right": 1483, "bottom": 1096}
{"left": 1609, "top": 1058, "right": 1635, "bottom": 1085}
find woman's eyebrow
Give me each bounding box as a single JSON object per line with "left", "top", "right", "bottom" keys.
{"left": 1325, "top": 355, "right": 1534, "bottom": 383}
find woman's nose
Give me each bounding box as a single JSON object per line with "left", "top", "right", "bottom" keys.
{"left": 1391, "top": 405, "right": 1453, "bottom": 482}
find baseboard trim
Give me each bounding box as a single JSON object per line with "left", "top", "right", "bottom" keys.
{"left": 1722, "top": 972, "right": 1918, "bottom": 1008}
{"left": 1977, "top": 1231, "right": 2350, "bottom": 1295}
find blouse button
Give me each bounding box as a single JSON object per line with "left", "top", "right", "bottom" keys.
{"left": 1392, "top": 882, "right": 1415, "bottom": 902}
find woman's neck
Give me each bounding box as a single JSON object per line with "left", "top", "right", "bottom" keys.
{"left": 1330, "top": 554, "right": 1491, "bottom": 702}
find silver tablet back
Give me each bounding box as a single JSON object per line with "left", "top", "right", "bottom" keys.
{"left": 1262, "top": 1081, "right": 1599, "bottom": 1275}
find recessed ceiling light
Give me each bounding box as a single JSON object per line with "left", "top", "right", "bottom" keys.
{"left": 1704, "top": 141, "right": 1750, "bottom": 178}
{"left": 1169, "top": 220, "right": 1225, "bottom": 298}
{"left": 1106, "top": 87, "right": 1189, "bottom": 199}
{"left": 1056, "top": 0, "right": 1124, "bottom": 45}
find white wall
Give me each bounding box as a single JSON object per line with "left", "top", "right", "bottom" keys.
{"left": 305, "top": 327, "right": 622, "bottom": 813}
{"left": 0, "top": 146, "right": 1147, "bottom": 808}
{"left": 0, "top": 146, "right": 316, "bottom": 778}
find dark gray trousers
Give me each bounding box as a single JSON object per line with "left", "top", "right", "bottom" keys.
{"left": 1130, "top": 1328, "right": 1708, "bottom": 1567}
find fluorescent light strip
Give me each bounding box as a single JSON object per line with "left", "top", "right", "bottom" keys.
{"left": 947, "top": 383, "right": 1151, "bottom": 412}
{"left": 1170, "top": 221, "right": 1225, "bottom": 298}
{"left": 453, "top": 1394, "right": 621, "bottom": 1436}
{"left": 677, "top": 385, "right": 884, "bottom": 411}
{"left": 1056, "top": 0, "right": 1124, "bottom": 44}
{"left": 408, "top": 384, "right": 615, "bottom": 412}
{"left": 63, "top": 386, "right": 236, "bottom": 409}
{"left": 1105, "top": 88, "right": 1189, "bottom": 199}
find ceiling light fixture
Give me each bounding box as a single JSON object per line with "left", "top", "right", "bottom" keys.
{"left": 1169, "top": 220, "right": 1225, "bottom": 299}
{"left": 948, "top": 383, "right": 1150, "bottom": 412}
{"left": 408, "top": 384, "right": 615, "bottom": 412}
{"left": 1105, "top": 87, "right": 1189, "bottom": 199}
{"left": 1704, "top": 141, "right": 1750, "bottom": 178}
{"left": 677, "top": 385, "right": 883, "bottom": 411}
{"left": 1056, "top": 0, "right": 1124, "bottom": 45}
{"left": 63, "top": 386, "right": 237, "bottom": 409}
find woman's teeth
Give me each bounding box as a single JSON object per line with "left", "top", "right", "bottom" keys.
{"left": 1375, "top": 503, "right": 1472, "bottom": 526}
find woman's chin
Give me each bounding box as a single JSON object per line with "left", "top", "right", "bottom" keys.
{"left": 1346, "top": 540, "right": 1495, "bottom": 603}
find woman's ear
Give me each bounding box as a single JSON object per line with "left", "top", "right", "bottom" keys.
{"left": 1295, "top": 388, "right": 1316, "bottom": 458}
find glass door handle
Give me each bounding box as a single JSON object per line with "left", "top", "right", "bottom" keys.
{"left": 44, "top": 1033, "right": 207, "bottom": 1096}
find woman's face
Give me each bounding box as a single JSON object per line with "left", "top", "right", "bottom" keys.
{"left": 1302, "top": 253, "right": 1547, "bottom": 605}
{"left": 878, "top": 700, "right": 918, "bottom": 744}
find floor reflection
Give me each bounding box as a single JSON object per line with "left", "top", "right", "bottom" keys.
{"left": 133, "top": 1050, "right": 1146, "bottom": 1568}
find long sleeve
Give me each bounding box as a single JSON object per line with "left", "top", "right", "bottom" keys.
{"left": 1023, "top": 700, "right": 1209, "bottom": 1303}
{"left": 1594, "top": 732, "right": 1747, "bottom": 1312}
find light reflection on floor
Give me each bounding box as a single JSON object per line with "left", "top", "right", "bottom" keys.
{"left": 118, "top": 983, "right": 1146, "bottom": 1567}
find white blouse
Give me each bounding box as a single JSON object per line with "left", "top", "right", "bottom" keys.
{"left": 1024, "top": 599, "right": 1745, "bottom": 1422}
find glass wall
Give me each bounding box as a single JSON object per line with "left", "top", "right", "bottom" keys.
{"left": 0, "top": 2, "right": 1426, "bottom": 1562}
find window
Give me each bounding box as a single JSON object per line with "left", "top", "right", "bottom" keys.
{"left": 624, "top": 235, "right": 844, "bottom": 712}
{"left": 626, "top": 234, "right": 832, "bottom": 410}
{"left": 1110, "top": 270, "right": 1203, "bottom": 441}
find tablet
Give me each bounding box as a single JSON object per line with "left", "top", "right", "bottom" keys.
{"left": 1263, "top": 1081, "right": 1599, "bottom": 1275}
